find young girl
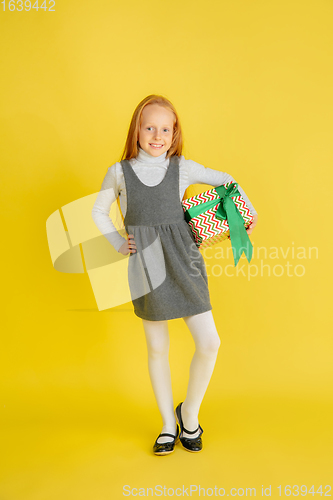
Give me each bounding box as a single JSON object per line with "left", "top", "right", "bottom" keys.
{"left": 92, "top": 94, "right": 258, "bottom": 455}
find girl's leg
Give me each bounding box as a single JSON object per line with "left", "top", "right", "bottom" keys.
{"left": 181, "top": 310, "right": 221, "bottom": 438}
{"left": 142, "top": 318, "right": 177, "bottom": 443}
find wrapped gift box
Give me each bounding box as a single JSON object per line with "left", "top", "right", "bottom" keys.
{"left": 181, "top": 181, "right": 254, "bottom": 266}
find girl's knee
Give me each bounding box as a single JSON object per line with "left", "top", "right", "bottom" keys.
{"left": 146, "top": 336, "right": 170, "bottom": 358}
{"left": 197, "top": 331, "right": 221, "bottom": 356}
{"left": 143, "top": 319, "right": 170, "bottom": 358}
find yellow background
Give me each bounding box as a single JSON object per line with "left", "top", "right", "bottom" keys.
{"left": 1, "top": 0, "right": 332, "bottom": 498}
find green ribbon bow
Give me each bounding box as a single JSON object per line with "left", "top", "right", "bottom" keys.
{"left": 184, "top": 183, "right": 253, "bottom": 267}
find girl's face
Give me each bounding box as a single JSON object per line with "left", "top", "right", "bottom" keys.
{"left": 138, "top": 104, "right": 175, "bottom": 157}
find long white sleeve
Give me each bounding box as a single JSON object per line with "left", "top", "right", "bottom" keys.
{"left": 91, "top": 166, "right": 128, "bottom": 253}
{"left": 184, "top": 159, "right": 257, "bottom": 216}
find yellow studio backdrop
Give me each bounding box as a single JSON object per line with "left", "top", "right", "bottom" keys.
{"left": 1, "top": 0, "right": 332, "bottom": 498}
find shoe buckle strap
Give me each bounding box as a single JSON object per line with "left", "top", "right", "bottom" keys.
{"left": 158, "top": 432, "right": 176, "bottom": 439}
{"left": 182, "top": 425, "right": 199, "bottom": 435}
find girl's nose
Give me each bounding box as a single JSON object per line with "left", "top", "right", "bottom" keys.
{"left": 154, "top": 130, "right": 161, "bottom": 139}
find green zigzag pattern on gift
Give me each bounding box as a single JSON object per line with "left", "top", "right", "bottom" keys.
{"left": 182, "top": 183, "right": 253, "bottom": 250}
{"left": 182, "top": 185, "right": 227, "bottom": 210}
{"left": 189, "top": 208, "right": 229, "bottom": 248}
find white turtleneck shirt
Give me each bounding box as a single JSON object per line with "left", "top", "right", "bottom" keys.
{"left": 91, "top": 147, "right": 257, "bottom": 252}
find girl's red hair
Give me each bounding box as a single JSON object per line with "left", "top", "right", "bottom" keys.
{"left": 120, "top": 94, "right": 183, "bottom": 161}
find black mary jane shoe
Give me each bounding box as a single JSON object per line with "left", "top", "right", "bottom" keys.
{"left": 153, "top": 424, "right": 179, "bottom": 456}
{"left": 175, "top": 402, "right": 204, "bottom": 453}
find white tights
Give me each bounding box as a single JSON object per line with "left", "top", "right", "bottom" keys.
{"left": 142, "top": 310, "right": 221, "bottom": 443}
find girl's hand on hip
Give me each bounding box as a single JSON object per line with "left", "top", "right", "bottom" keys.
{"left": 246, "top": 214, "right": 258, "bottom": 235}
{"left": 118, "top": 234, "right": 137, "bottom": 255}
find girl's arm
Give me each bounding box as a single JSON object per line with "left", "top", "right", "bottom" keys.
{"left": 184, "top": 158, "right": 258, "bottom": 216}
{"left": 91, "top": 165, "right": 127, "bottom": 252}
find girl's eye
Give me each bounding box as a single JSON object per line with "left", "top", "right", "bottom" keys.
{"left": 146, "top": 127, "right": 170, "bottom": 132}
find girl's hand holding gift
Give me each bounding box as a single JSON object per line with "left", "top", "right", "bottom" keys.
{"left": 246, "top": 214, "right": 258, "bottom": 235}
{"left": 226, "top": 215, "right": 258, "bottom": 240}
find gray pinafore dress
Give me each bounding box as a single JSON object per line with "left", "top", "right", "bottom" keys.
{"left": 121, "top": 154, "right": 212, "bottom": 321}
